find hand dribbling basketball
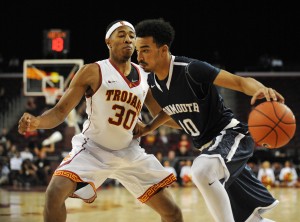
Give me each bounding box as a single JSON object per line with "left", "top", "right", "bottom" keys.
{"left": 250, "top": 87, "right": 284, "bottom": 105}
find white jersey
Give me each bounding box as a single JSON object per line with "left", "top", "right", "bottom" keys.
{"left": 81, "top": 59, "right": 149, "bottom": 150}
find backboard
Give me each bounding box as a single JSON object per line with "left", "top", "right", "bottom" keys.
{"left": 23, "top": 59, "right": 84, "bottom": 96}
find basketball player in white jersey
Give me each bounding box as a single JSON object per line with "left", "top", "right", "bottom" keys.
{"left": 18, "top": 20, "right": 183, "bottom": 222}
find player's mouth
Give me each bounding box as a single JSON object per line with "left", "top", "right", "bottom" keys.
{"left": 123, "top": 46, "right": 133, "bottom": 51}
{"left": 139, "top": 62, "right": 147, "bottom": 69}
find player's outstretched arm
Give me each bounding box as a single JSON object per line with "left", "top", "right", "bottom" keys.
{"left": 214, "top": 69, "right": 285, "bottom": 105}
{"left": 18, "top": 64, "right": 98, "bottom": 135}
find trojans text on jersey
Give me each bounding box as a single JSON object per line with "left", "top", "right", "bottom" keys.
{"left": 106, "top": 89, "right": 142, "bottom": 113}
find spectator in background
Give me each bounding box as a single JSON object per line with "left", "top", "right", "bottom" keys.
{"left": 177, "top": 134, "right": 191, "bottom": 151}
{"left": 270, "top": 55, "right": 284, "bottom": 71}
{"left": 165, "top": 149, "right": 184, "bottom": 185}
{"left": 174, "top": 145, "right": 192, "bottom": 187}
{"left": 257, "top": 161, "right": 275, "bottom": 189}
{"left": 155, "top": 151, "right": 164, "bottom": 164}
{"left": 25, "top": 97, "right": 37, "bottom": 111}
{"left": 6, "top": 141, "right": 17, "bottom": 159}
{"left": 34, "top": 141, "right": 55, "bottom": 157}
{"left": 166, "top": 150, "right": 177, "bottom": 168}
{"left": 20, "top": 146, "right": 34, "bottom": 161}
{"left": 272, "top": 162, "right": 282, "bottom": 187}
{"left": 156, "top": 126, "right": 172, "bottom": 155}
{"left": 63, "top": 109, "right": 81, "bottom": 151}
{"left": 9, "top": 151, "right": 23, "bottom": 188}
{"left": 176, "top": 145, "right": 192, "bottom": 159}
{"left": 65, "top": 108, "right": 81, "bottom": 135}
{"left": 34, "top": 151, "right": 52, "bottom": 185}
{"left": 279, "top": 160, "right": 299, "bottom": 187}
{"left": 19, "top": 158, "right": 38, "bottom": 187}
{"left": 180, "top": 159, "right": 193, "bottom": 187}
{"left": 0, "top": 161, "right": 10, "bottom": 186}
{"left": 25, "top": 97, "right": 38, "bottom": 115}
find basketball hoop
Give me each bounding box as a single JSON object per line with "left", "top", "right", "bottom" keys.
{"left": 43, "top": 87, "right": 61, "bottom": 105}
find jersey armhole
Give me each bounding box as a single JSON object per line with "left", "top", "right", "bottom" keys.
{"left": 85, "top": 63, "right": 102, "bottom": 98}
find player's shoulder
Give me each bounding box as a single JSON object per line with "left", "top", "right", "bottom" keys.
{"left": 178, "top": 56, "right": 218, "bottom": 75}
{"left": 174, "top": 56, "right": 196, "bottom": 65}
{"left": 79, "top": 62, "right": 100, "bottom": 74}
{"left": 73, "top": 62, "right": 101, "bottom": 84}
{"left": 174, "top": 55, "right": 208, "bottom": 67}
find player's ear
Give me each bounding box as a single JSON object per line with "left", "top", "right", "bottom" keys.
{"left": 161, "top": 45, "right": 169, "bottom": 54}
{"left": 105, "top": 39, "right": 111, "bottom": 49}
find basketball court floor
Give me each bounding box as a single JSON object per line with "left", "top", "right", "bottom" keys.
{"left": 0, "top": 185, "right": 299, "bottom": 221}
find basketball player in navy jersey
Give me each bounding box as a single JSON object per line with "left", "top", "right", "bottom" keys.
{"left": 134, "top": 18, "right": 284, "bottom": 222}
{"left": 18, "top": 20, "right": 183, "bottom": 222}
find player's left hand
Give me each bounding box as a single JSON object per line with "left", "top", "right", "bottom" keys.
{"left": 251, "top": 87, "right": 285, "bottom": 105}
{"left": 133, "top": 122, "right": 151, "bottom": 139}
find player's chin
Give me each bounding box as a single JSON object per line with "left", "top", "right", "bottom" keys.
{"left": 124, "top": 52, "right": 134, "bottom": 59}
{"left": 139, "top": 64, "right": 149, "bottom": 72}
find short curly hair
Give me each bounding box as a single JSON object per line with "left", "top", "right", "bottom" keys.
{"left": 135, "top": 18, "right": 175, "bottom": 48}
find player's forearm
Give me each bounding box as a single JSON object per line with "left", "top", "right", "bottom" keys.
{"left": 240, "top": 77, "right": 265, "bottom": 96}
{"left": 164, "top": 119, "right": 181, "bottom": 129}
{"left": 148, "top": 110, "right": 172, "bottom": 131}
{"left": 38, "top": 108, "right": 68, "bottom": 129}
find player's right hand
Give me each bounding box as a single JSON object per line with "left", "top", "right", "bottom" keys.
{"left": 250, "top": 87, "right": 285, "bottom": 105}
{"left": 18, "top": 112, "right": 40, "bottom": 135}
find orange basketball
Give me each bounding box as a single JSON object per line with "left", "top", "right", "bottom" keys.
{"left": 248, "top": 101, "right": 296, "bottom": 149}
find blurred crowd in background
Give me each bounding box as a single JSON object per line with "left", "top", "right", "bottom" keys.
{"left": 1, "top": 95, "right": 299, "bottom": 190}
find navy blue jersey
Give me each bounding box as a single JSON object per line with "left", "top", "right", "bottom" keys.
{"left": 148, "top": 56, "right": 235, "bottom": 148}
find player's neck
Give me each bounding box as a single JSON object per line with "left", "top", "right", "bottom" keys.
{"left": 109, "top": 58, "right": 132, "bottom": 75}
{"left": 155, "top": 54, "right": 171, "bottom": 80}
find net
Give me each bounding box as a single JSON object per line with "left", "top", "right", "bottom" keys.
{"left": 43, "top": 88, "right": 61, "bottom": 105}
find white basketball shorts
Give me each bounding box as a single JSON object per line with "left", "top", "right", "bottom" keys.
{"left": 53, "top": 133, "right": 176, "bottom": 203}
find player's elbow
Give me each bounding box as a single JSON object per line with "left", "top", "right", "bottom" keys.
{"left": 55, "top": 105, "right": 71, "bottom": 124}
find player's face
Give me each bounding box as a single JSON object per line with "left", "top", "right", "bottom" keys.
{"left": 136, "top": 37, "right": 161, "bottom": 73}
{"left": 108, "top": 26, "right": 136, "bottom": 61}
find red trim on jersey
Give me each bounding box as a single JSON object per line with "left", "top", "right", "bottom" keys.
{"left": 109, "top": 59, "right": 141, "bottom": 88}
